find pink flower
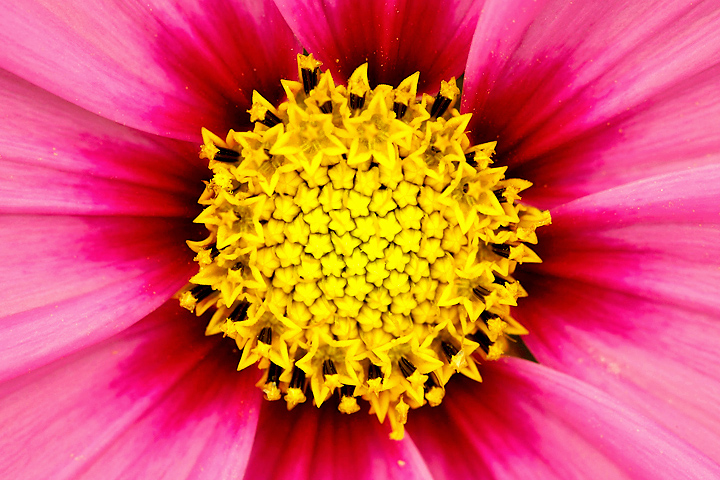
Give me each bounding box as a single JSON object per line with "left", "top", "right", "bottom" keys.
{"left": 1, "top": 0, "right": 719, "bottom": 478}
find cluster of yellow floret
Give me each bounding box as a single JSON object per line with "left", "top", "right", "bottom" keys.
{"left": 179, "top": 54, "right": 550, "bottom": 439}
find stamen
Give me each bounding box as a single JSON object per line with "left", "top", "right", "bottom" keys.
{"left": 213, "top": 146, "right": 241, "bottom": 163}
{"left": 491, "top": 243, "right": 511, "bottom": 258}
{"left": 257, "top": 326, "right": 272, "bottom": 345}
{"left": 228, "top": 302, "right": 249, "bottom": 322}
{"left": 398, "top": 357, "right": 416, "bottom": 378}
{"left": 323, "top": 359, "right": 337, "bottom": 376}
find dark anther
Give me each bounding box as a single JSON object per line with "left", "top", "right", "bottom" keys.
{"left": 462, "top": 183, "right": 469, "bottom": 194}
{"left": 493, "top": 188, "right": 507, "bottom": 203}
{"left": 441, "top": 341, "right": 459, "bottom": 362}
{"left": 323, "top": 359, "right": 337, "bottom": 376}
{"left": 393, "top": 102, "right": 407, "bottom": 119}
{"left": 228, "top": 301, "right": 250, "bottom": 322}
{"left": 319, "top": 101, "right": 333, "bottom": 114}
{"left": 301, "top": 67, "right": 320, "bottom": 94}
{"left": 430, "top": 94, "right": 452, "bottom": 119}
{"left": 491, "top": 243, "right": 511, "bottom": 258}
{"left": 213, "top": 146, "right": 240, "bottom": 163}
{"left": 257, "top": 326, "right": 272, "bottom": 345}
{"left": 209, "top": 246, "right": 220, "bottom": 259}
{"left": 190, "top": 284, "right": 214, "bottom": 302}
{"left": 368, "top": 363, "right": 383, "bottom": 380}
{"left": 469, "top": 331, "right": 492, "bottom": 354}
{"left": 480, "top": 310, "right": 500, "bottom": 324}
{"left": 260, "top": 110, "right": 282, "bottom": 128}
{"left": 340, "top": 385, "right": 354, "bottom": 398}
{"left": 266, "top": 362, "right": 282, "bottom": 384}
{"left": 398, "top": 357, "right": 417, "bottom": 378}
{"left": 472, "top": 286, "right": 490, "bottom": 300}
{"left": 493, "top": 275, "right": 510, "bottom": 286}
{"left": 349, "top": 93, "right": 365, "bottom": 110}
{"left": 465, "top": 151, "right": 477, "bottom": 167}
{"left": 289, "top": 367, "right": 306, "bottom": 389}
{"left": 424, "top": 372, "right": 439, "bottom": 392}
{"left": 230, "top": 261, "right": 243, "bottom": 271}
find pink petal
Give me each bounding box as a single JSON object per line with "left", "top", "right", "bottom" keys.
{"left": 512, "top": 165, "right": 720, "bottom": 461}
{"left": 407, "top": 359, "right": 720, "bottom": 479}
{"left": 0, "top": 304, "right": 262, "bottom": 479}
{"left": 245, "top": 400, "right": 433, "bottom": 479}
{"left": 0, "top": 215, "right": 196, "bottom": 381}
{"left": 0, "top": 69, "right": 203, "bottom": 216}
{"left": 0, "top": 0, "right": 300, "bottom": 141}
{"left": 462, "top": 0, "right": 720, "bottom": 207}
{"left": 274, "top": 0, "right": 483, "bottom": 91}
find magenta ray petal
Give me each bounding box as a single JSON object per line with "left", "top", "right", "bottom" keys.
{"left": 0, "top": 0, "right": 300, "bottom": 141}
{"left": 0, "top": 69, "right": 203, "bottom": 216}
{"left": 407, "top": 359, "right": 720, "bottom": 480}
{"left": 244, "top": 400, "right": 433, "bottom": 479}
{"left": 461, "top": 0, "right": 720, "bottom": 207}
{"left": 0, "top": 215, "right": 196, "bottom": 382}
{"left": 514, "top": 166, "right": 720, "bottom": 461}
{"left": 273, "top": 0, "right": 483, "bottom": 91}
{"left": 517, "top": 278, "right": 720, "bottom": 464}
{"left": 0, "top": 304, "right": 262, "bottom": 480}
{"left": 531, "top": 164, "right": 720, "bottom": 313}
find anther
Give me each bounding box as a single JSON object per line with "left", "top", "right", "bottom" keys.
{"left": 319, "top": 101, "right": 333, "bottom": 114}
{"left": 301, "top": 67, "right": 320, "bottom": 94}
{"left": 491, "top": 243, "right": 511, "bottom": 258}
{"left": 493, "top": 188, "right": 507, "bottom": 203}
{"left": 472, "top": 285, "right": 490, "bottom": 300}
{"left": 259, "top": 110, "right": 282, "bottom": 128}
{"left": 430, "top": 94, "right": 452, "bottom": 119}
{"left": 212, "top": 146, "right": 240, "bottom": 163}
{"left": 470, "top": 331, "right": 492, "bottom": 354}
{"left": 349, "top": 93, "right": 365, "bottom": 110}
{"left": 493, "top": 275, "right": 510, "bottom": 286}
{"left": 257, "top": 326, "right": 272, "bottom": 345}
{"left": 393, "top": 102, "right": 407, "bottom": 119}
{"left": 289, "top": 366, "right": 306, "bottom": 390}
{"left": 398, "top": 357, "right": 416, "bottom": 378}
{"left": 266, "top": 362, "right": 282, "bottom": 385}
{"left": 323, "top": 359, "right": 337, "bottom": 376}
{"left": 340, "top": 385, "right": 354, "bottom": 399}
{"left": 190, "top": 284, "right": 214, "bottom": 302}
{"left": 480, "top": 310, "right": 500, "bottom": 325}
{"left": 228, "top": 301, "right": 250, "bottom": 322}
{"left": 368, "top": 363, "right": 383, "bottom": 380}
{"left": 441, "top": 341, "right": 459, "bottom": 362}
{"left": 423, "top": 371, "right": 439, "bottom": 392}
{"left": 465, "top": 151, "right": 477, "bottom": 167}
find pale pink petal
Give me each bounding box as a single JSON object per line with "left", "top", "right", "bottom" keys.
{"left": 407, "top": 359, "right": 720, "bottom": 479}
{"left": 462, "top": 0, "right": 720, "bottom": 207}
{"left": 0, "top": 304, "right": 262, "bottom": 479}
{"left": 0, "top": 69, "right": 202, "bottom": 216}
{"left": 0, "top": 215, "right": 196, "bottom": 381}
{"left": 0, "top": 0, "right": 300, "bottom": 141}
{"left": 274, "top": 0, "right": 483, "bottom": 90}
{"left": 513, "top": 166, "right": 720, "bottom": 461}
{"left": 245, "top": 400, "right": 433, "bottom": 479}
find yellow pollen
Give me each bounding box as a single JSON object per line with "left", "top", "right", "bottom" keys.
{"left": 180, "top": 53, "right": 551, "bottom": 439}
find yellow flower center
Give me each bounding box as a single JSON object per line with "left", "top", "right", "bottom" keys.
{"left": 179, "top": 54, "right": 551, "bottom": 439}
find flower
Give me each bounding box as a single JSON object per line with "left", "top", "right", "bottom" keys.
{"left": 0, "top": 0, "right": 719, "bottom": 479}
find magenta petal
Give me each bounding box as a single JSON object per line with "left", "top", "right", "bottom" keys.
{"left": 462, "top": 0, "right": 720, "bottom": 206}
{"left": 0, "top": 304, "right": 262, "bottom": 479}
{"left": 513, "top": 166, "right": 720, "bottom": 461}
{"left": 274, "top": 0, "right": 483, "bottom": 91}
{"left": 0, "top": 215, "right": 195, "bottom": 381}
{"left": 245, "top": 401, "right": 433, "bottom": 479}
{"left": 407, "top": 359, "right": 720, "bottom": 479}
{"left": 0, "top": 69, "right": 203, "bottom": 216}
{"left": 0, "top": 0, "right": 300, "bottom": 141}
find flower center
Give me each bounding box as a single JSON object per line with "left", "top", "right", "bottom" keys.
{"left": 179, "top": 54, "right": 550, "bottom": 439}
